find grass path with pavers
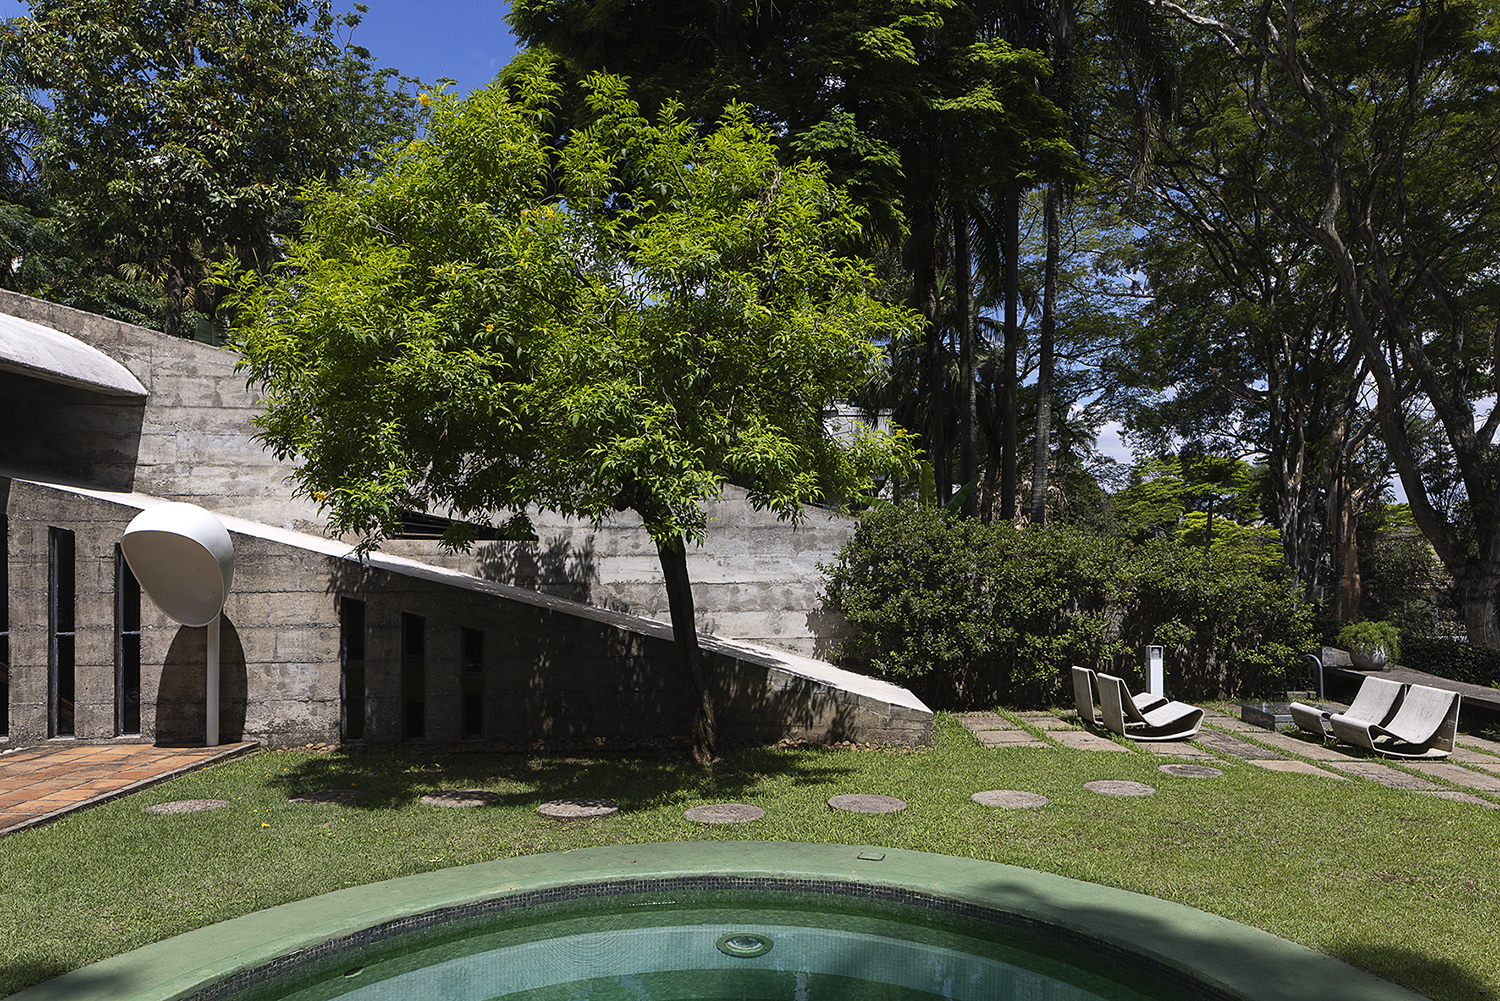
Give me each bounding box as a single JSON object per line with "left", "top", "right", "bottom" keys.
{"left": 962, "top": 704, "right": 1500, "bottom": 807}
{"left": 2, "top": 712, "right": 1499, "bottom": 1001}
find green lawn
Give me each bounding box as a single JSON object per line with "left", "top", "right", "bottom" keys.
{"left": 2, "top": 712, "right": 1497, "bottom": 1001}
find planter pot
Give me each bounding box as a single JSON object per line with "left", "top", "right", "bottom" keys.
{"left": 1349, "top": 646, "right": 1390, "bottom": 671}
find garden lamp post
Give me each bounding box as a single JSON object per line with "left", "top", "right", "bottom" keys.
{"left": 121, "top": 503, "right": 235, "bottom": 746}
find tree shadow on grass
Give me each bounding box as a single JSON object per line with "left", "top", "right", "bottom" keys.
{"left": 263, "top": 744, "right": 859, "bottom": 813}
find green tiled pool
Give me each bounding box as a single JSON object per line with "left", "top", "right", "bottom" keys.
{"left": 11, "top": 843, "right": 1427, "bottom": 1001}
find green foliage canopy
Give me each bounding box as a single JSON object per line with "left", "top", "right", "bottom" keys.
{"left": 226, "top": 61, "right": 917, "bottom": 558}
{"left": 11, "top": 0, "right": 420, "bottom": 334}
{"left": 822, "top": 504, "right": 1312, "bottom": 706}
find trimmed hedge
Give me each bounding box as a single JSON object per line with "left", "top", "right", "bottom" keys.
{"left": 819, "top": 505, "right": 1313, "bottom": 709}
{"left": 1402, "top": 636, "right": 1500, "bottom": 688}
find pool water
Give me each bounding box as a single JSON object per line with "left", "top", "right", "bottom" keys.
{"left": 225, "top": 881, "right": 1201, "bottom": 1001}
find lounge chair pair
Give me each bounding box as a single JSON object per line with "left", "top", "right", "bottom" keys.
{"left": 1071, "top": 666, "right": 1204, "bottom": 742}
{"left": 1291, "top": 677, "right": 1462, "bottom": 759}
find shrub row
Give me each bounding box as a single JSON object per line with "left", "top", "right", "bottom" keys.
{"left": 819, "top": 505, "right": 1314, "bottom": 709}
{"left": 1402, "top": 636, "right": 1500, "bottom": 688}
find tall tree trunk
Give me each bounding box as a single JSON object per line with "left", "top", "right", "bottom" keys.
{"left": 1000, "top": 184, "right": 1020, "bottom": 522}
{"left": 907, "top": 212, "right": 946, "bottom": 500}
{"left": 1455, "top": 564, "right": 1500, "bottom": 647}
{"left": 164, "top": 227, "right": 189, "bottom": 339}
{"left": 954, "top": 201, "right": 977, "bottom": 516}
{"left": 1030, "top": 182, "right": 1061, "bottom": 527}
{"left": 656, "top": 534, "right": 717, "bottom": 764}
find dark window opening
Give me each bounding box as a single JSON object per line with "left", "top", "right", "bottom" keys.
{"left": 340, "top": 598, "right": 366, "bottom": 741}
{"left": 50, "top": 528, "right": 75, "bottom": 737}
{"left": 401, "top": 613, "right": 425, "bottom": 740}
{"left": 460, "top": 627, "right": 484, "bottom": 740}
{"left": 1, "top": 510, "right": 9, "bottom": 738}
{"left": 115, "top": 546, "right": 141, "bottom": 735}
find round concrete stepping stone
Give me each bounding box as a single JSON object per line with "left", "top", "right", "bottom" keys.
{"left": 1083, "top": 780, "right": 1156, "bottom": 797}
{"left": 288, "top": 788, "right": 361, "bottom": 805}
{"left": 1158, "top": 764, "right": 1224, "bottom": 779}
{"left": 420, "top": 790, "right": 501, "bottom": 808}
{"left": 971, "top": 790, "right": 1048, "bottom": 808}
{"left": 539, "top": 797, "right": 619, "bottom": 820}
{"left": 828, "top": 793, "right": 907, "bottom": 814}
{"left": 684, "top": 803, "right": 765, "bottom": 824}
{"left": 145, "top": 799, "right": 229, "bottom": 815}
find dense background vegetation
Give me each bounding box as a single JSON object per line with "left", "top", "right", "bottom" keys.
{"left": 3, "top": 0, "right": 1495, "bottom": 695}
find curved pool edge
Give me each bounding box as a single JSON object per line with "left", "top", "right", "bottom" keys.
{"left": 11, "top": 841, "right": 1427, "bottom": 1001}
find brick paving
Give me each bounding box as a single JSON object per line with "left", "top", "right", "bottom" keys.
{"left": 0, "top": 742, "right": 257, "bottom": 836}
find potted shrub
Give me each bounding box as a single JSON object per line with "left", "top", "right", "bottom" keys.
{"left": 1337, "top": 620, "right": 1401, "bottom": 671}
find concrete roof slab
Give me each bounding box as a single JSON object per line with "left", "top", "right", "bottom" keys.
{"left": 0, "top": 312, "right": 147, "bottom": 397}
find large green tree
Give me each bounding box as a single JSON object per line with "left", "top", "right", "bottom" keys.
{"left": 12, "top": 0, "right": 419, "bottom": 336}
{"left": 510, "top": 0, "right": 1079, "bottom": 504}
{"left": 225, "top": 64, "right": 917, "bottom": 763}
{"left": 1149, "top": 0, "right": 1500, "bottom": 643}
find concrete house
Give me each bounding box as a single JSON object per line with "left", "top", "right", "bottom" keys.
{"left": 0, "top": 290, "right": 930, "bottom": 752}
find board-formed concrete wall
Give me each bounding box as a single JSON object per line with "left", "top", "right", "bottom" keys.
{"left": 385, "top": 490, "right": 857, "bottom": 659}
{"left": 0, "top": 288, "right": 329, "bottom": 532}
{"left": 2, "top": 480, "right": 931, "bottom": 749}
{"left": 0, "top": 289, "right": 854, "bottom": 658}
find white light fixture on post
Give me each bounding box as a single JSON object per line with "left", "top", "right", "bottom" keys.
{"left": 1146, "top": 645, "right": 1165, "bottom": 699}
{"left": 121, "top": 503, "right": 234, "bottom": 746}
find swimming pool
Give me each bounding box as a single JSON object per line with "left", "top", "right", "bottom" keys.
{"left": 12, "top": 843, "right": 1426, "bottom": 1001}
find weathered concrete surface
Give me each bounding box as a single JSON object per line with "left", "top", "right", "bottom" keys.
{"left": 3, "top": 480, "right": 932, "bottom": 750}
{"left": 386, "top": 487, "right": 858, "bottom": 659}
{"left": 0, "top": 288, "right": 858, "bottom": 660}
{"left": 0, "top": 289, "right": 327, "bottom": 532}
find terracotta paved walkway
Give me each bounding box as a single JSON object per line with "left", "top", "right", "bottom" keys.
{"left": 0, "top": 742, "right": 258, "bottom": 836}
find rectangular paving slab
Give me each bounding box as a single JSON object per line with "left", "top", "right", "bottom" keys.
{"left": 973, "top": 730, "right": 1051, "bottom": 748}
{"left": 1324, "top": 761, "right": 1442, "bottom": 790}
{"left": 1458, "top": 733, "right": 1500, "bottom": 755}
{"left": 960, "top": 714, "right": 1015, "bottom": 731}
{"left": 1140, "top": 741, "right": 1222, "bottom": 760}
{"left": 1247, "top": 759, "right": 1347, "bottom": 779}
{"left": 1421, "top": 789, "right": 1500, "bottom": 808}
{"left": 1197, "top": 729, "right": 1286, "bottom": 759}
{"left": 1017, "top": 713, "right": 1080, "bottom": 731}
{"left": 1405, "top": 761, "right": 1500, "bottom": 791}
{"left": 1236, "top": 730, "right": 1355, "bottom": 761}
{"left": 1049, "top": 730, "right": 1132, "bottom": 752}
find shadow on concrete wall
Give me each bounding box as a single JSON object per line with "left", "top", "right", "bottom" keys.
{"left": 475, "top": 535, "right": 597, "bottom": 604}
{"left": 804, "top": 604, "right": 853, "bottom": 662}
{"left": 0, "top": 373, "right": 145, "bottom": 491}
{"left": 156, "top": 617, "right": 247, "bottom": 744}
{"left": 708, "top": 651, "right": 871, "bottom": 747}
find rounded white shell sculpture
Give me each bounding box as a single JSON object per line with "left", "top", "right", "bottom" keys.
{"left": 121, "top": 503, "right": 235, "bottom": 627}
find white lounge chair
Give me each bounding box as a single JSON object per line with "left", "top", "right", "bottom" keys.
{"left": 1071, "top": 666, "right": 1100, "bottom": 726}
{"left": 1329, "top": 683, "right": 1462, "bottom": 759}
{"left": 1096, "top": 672, "right": 1204, "bottom": 742}
{"left": 1289, "top": 676, "right": 1405, "bottom": 740}
{"left": 1071, "top": 666, "right": 1167, "bottom": 729}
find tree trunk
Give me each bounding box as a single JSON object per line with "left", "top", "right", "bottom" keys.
{"left": 1000, "top": 183, "right": 1020, "bottom": 523}
{"left": 164, "top": 228, "right": 189, "bottom": 339}
{"left": 907, "top": 212, "right": 946, "bottom": 501}
{"left": 954, "top": 201, "right": 977, "bottom": 516}
{"left": 1455, "top": 564, "right": 1500, "bottom": 648}
{"left": 656, "top": 534, "right": 717, "bottom": 764}
{"left": 1030, "top": 182, "right": 1061, "bottom": 527}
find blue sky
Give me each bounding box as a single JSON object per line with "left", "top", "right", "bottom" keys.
{"left": 0, "top": 0, "right": 523, "bottom": 96}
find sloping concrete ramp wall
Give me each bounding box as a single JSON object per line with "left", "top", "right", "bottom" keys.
{"left": 3, "top": 479, "right": 931, "bottom": 749}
